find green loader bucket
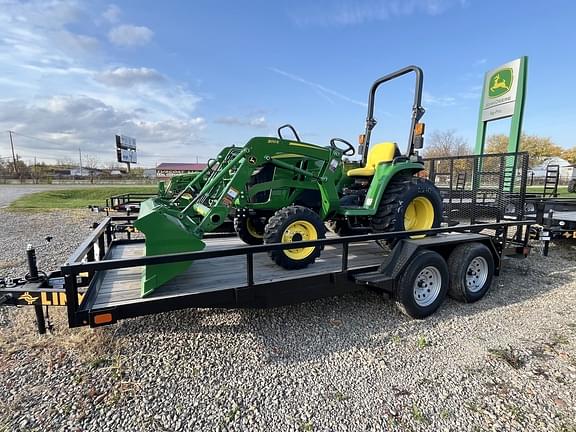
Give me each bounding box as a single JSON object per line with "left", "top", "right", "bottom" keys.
{"left": 134, "top": 198, "right": 205, "bottom": 297}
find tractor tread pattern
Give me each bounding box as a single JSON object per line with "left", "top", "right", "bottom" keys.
{"left": 264, "top": 205, "right": 325, "bottom": 269}
{"left": 234, "top": 216, "right": 264, "bottom": 245}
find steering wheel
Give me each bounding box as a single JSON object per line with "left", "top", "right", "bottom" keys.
{"left": 330, "top": 138, "right": 355, "bottom": 156}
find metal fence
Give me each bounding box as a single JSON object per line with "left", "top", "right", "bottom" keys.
{"left": 423, "top": 152, "right": 529, "bottom": 226}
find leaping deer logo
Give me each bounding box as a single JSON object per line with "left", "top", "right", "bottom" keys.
{"left": 490, "top": 73, "right": 509, "bottom": 92}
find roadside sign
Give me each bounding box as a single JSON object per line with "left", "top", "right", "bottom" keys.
{"left": 115, "top": 134, "right": 137, "bottom": 166}
{"left": 481, "top": 59, "right": 521, "bottom": 122}
{"left": 475, "top": 56, "right": 527, "bottom": 155}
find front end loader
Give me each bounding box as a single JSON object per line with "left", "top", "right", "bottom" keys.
{"left": 135, "top": 132, "right": 347, "bottom": 296}
{"left": 136, "top": 65, "right": 442, "bottom": 297}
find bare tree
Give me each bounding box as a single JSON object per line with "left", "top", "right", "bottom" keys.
{"left": 424, "top": 130, "right": 471, "bottom": 158}
{"left": 83, "top": 153, "right": 100, "bottom": 169}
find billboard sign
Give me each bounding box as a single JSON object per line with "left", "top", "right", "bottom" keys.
{"left": 115, "top": 134, "right": 137, "bottom": 164}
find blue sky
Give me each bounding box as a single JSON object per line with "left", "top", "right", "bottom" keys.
{"left": 0, "top": 0, "right": 574, "bottom": 167}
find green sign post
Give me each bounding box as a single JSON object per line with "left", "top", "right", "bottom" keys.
{"left": 474, "top": 56, "right": 528, "bottom": 155}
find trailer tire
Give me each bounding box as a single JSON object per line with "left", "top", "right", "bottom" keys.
{"left": 395, "top": 249, "right": 448, "bottom": 319}
{"left": 234, "top": 215, "right": 266, "bottom": 245}
{"left": 372, "top": 176, "right": 442, "bottom": 246}
{"left": 265, "top": 205, "right": 325, "bottom": 269}
{"left": 447, "top": 242, "right": 494, "bottom": 303}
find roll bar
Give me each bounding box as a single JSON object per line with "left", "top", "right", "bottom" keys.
{"left": 361, "top": 66, "right": 425, "bottom": 164}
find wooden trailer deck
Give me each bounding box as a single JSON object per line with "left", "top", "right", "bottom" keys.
{"left": 89, "top": 237, "right": 386, "bottom": 309}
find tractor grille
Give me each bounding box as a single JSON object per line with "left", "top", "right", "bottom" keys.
{"left": 423, "top": 152, "right": 529, "bottom": 227}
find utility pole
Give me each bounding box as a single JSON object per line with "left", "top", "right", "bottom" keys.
{"left": 79, "top": 147, "right": 83, "bottom": 176}
{"left": 8, "top": 130, "right": 18, "bottom": 175}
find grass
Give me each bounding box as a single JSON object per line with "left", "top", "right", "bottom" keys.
{"left": 9, "top": 186, "right": 157, "bottom": 209}
{"left": 411, "top": 404, "right": 428, "bottom": 424}
{"left": 416, "top": 335, "right": 430, "bottom": 349}
{"left": 526, "top": 185, "right": 573, "bottom": 197}
{"left": 487, "top": 347, "right": 525, "bottom": 369}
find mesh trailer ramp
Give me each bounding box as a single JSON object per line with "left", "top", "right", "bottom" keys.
{"left": 0, "top": 216, "right": 534, "bottom": 331}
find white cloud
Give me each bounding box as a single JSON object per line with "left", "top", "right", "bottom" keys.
{"left": 0, "top": 96, "right": 206, "bottom": 160}
{"left": 95, "top": 67, "right": 165, "bottom": 87}
{"left": 215, "top": 115, "right": 268, "bottom": 129}
{"left": 108, "top": 24, "right": 153, "bottom": 47}
{"left": 102, "top": 4, "right": 121, "bottom": 23}
{"left": 0, "top": 0, "right": 207, "bottom": 165}
{"left": 291, "top": 0, "right": 467, "bottom": 27}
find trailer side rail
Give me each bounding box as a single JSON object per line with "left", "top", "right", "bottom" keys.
{"left": 60, "top": 217, "right": 533, "bottom": 327}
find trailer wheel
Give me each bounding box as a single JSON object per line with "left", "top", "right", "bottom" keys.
{"left": 395, "top": 249, "right": 448, "bottom": 319}
{"left": 264, "top": 205, "right": 325, "bottom": 269}
{"left": 234, "top": 215, "right": 266, "bottom": 245}
{"left": 447, "top": 242, "right": 494, "bottom": 303}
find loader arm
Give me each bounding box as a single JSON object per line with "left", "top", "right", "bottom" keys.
{"left": 134, "top": 136, "right": 345, "bottom": 296}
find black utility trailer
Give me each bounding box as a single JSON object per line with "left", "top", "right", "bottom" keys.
{"left": 0, "top": 216, "right": 532, "bottom": 332}
{"left": 0, "top": 151, "right": 536, "bottom": 332}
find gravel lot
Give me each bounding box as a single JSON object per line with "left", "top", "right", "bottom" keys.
{"left": 1, "top": 208, "right": 575, "bottom": 431}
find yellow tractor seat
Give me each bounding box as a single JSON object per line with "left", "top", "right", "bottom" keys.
{"left": 347, "top": 142, "right": 398, "bottom": 177}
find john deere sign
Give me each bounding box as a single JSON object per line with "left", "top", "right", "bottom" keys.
{"left": 488, "top": 68, "right": 512, "bottom": 98}
{"left": 481, "top": 59, "right": 522, "bottom": 122}
{"left": 475, "top": 56, "right": 527, "bottom": 155}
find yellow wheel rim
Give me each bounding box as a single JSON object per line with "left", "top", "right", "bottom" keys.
{"left": 246, "top": 218, "right": 263, "bottom": 239}
{"left": 404, "top": 196, "right": 434, "bottom": 235}
{"left": 281, "top": 220, "right": 317, "bottom": 260}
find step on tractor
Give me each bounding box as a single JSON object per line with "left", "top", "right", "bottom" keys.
{"left": 135, "top": 66, "right": 443, "bottom": 296}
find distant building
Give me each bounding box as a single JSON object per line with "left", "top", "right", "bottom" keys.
{"left": 156, "top": 162, "right": 207, "bottom": 179}
{"left": 531, "top": 157, "right": 574, "bottom": 181}
{"left": 54, "top": 166, "right": 102, "bottom": 177}
{"left": 143, "top": 168, "right": 157, "bottom": 178}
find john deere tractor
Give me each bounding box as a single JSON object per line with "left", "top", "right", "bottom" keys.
{"left": 135, "top": 65, "right": 442, "bottom": 296}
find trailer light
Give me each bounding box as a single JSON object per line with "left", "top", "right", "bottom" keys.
{"left": 93, "top": 313, "right": 113, "bottom": 325}
{"left": 414, "top": 123, "right": 425, "bottom": 136}
{"left": 358, "top": 134, "right": 366, "bottom": 145}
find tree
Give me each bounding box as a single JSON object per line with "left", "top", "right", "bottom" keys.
{"left": 485, "top": 133, "right": 563, "bottom": 167}
{"left": 561, "top": 147, "right": 576, "bottom": 164}
{"left": 83, "top": 153, "right": 100, "bottom": 170}
{"left": 485, "top": 134, "right": 508, "bottom": 154}
{"left": 424, "top": 129, "right": 471, "bottom": 158}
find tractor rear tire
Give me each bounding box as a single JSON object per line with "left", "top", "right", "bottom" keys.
{"left": 264, "top": 205, "right": 326, "bottom": 269}
{"left": 371, "top": 176, "right": 442, "bottom": 245}
{"left": 234, "top": 215, "right": 266, "bottom": 245}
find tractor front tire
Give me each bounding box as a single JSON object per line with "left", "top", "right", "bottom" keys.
{"left": 372, "top": 176, "right": 442, "bottom": 245}
{"left": 264, "top": 206, "right": 326, "bottom": 269}
{"left": 234, "top": 215, "right": 266, "bottom": 245}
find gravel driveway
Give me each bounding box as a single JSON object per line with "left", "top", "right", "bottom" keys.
{"left": 1, "top": 209, "right": 575, "bottom": 431}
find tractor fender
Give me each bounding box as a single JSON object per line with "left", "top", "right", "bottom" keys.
{"left": 363, "top": 162, "right": 425, "bottom": 213}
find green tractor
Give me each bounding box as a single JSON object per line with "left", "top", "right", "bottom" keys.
{"left": 135, "top": 66, "right": 442, "bottom": 296}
